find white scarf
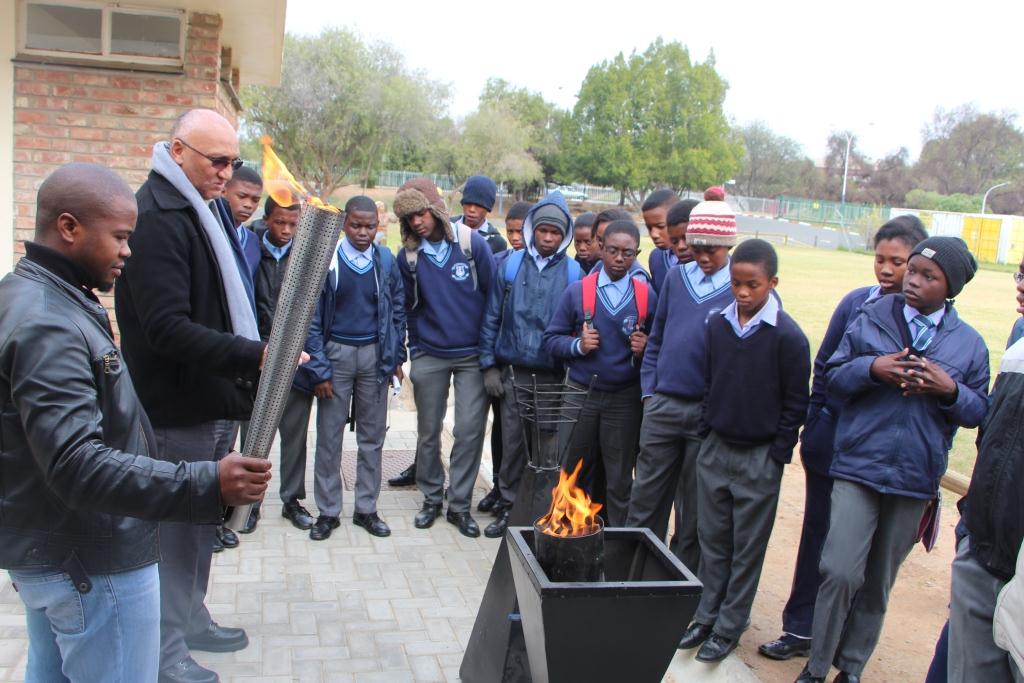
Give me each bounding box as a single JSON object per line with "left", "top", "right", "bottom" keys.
{"left": 149, "top": 142, "right": 259, "bottom": 341}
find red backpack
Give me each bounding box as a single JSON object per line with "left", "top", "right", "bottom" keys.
{"left": 581, "top": 272, "right": 650, "bottom": 329}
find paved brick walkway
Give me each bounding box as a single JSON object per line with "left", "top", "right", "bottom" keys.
{"left": 0, "top": 395, "right": 757, "bottom": 682}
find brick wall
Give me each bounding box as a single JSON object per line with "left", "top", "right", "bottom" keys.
{"left": 11, "top": 11, "right": 241, "bottom": 325}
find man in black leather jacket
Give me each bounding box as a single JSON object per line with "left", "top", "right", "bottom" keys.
{"left": 0, "top": 162, "right": 271, "bottom": 682}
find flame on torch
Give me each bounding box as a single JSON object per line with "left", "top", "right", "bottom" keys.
{"left": 260, "top": 135, "right": 339, "bottom": 213}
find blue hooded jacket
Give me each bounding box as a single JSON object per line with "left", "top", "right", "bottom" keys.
{"left": 478, "top": 192, "right": 581, "bottom": 370}
{"left": 293, "top": 243, "right": 407, "bottom": 392}
{"left": 825, "top": 294, "right": 989, "bottom": 499}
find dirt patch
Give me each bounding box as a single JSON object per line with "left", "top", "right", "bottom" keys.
{"left": 734, "top": 461, "right": 955, "bottom": 682}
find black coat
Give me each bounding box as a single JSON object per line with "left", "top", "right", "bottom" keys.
{"left": 252, "top": 228, "right": 289, "bottom": 341}
{"left": 114, "top": 171, "right": 265, "bottom": 428}
{"left": 964, "top": 361, "right": 1024, "bottom": 581}
{"left": 0, "top": 255, "right": 222, "bottom": 573}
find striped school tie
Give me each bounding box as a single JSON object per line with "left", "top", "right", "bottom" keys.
{"left": 911, "top": 314, "right": 936, "bottom": 352}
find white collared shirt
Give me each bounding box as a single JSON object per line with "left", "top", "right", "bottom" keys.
{"left": 684, "top": 259, "right": 730, "bottom": 297}
{"left": 340, "top": 237, "right": 374, "bottom": 270}
{"left": 597, "top": 268, "right": 631, "bottom": 308}
{"left": 721, "top": 294, "right": 780, "bottom": 338}
{"left": 418, "top": 237, "right": 451, "bottom": 263}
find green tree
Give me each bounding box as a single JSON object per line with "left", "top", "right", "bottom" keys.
{"left": 904, "top": 189, "right": 981, "bottom": 213}
{"left": 450, "top": 105, "right": 543, "bottom": 190}
{"left": 564, "top": 39, "right": 741, "bottom": 206}
{"left": 915, "top": 105, "right": 1024, "bottom": 214}
{"left": 479, "top": 78, "right": 568, "bottom": 185}
{"left": 241, "top": 29, "right": 448, "bottom": 198}
{"left": 736, "top": 121, "right": 817, "bottom": 197}
{"left": 823, "top": 131, "right": 872, "bottom": 202}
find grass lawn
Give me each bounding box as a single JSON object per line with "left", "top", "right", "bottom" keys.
{"left": 352, "top": 186, "right": 1014, "bottom": 477}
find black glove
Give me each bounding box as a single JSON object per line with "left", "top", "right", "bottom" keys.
{"left": 483, "top": 367, "right": 505, "bottom": 398}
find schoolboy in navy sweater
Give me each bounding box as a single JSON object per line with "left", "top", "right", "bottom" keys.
{"left": 626, "top": 199, "right": 737, "bottom": 572}
{"left": 573, "top": 211, "right": 599, "bottom": 274}
{"left": 298, "top": 196, "right": 406, "bottom": 542}
{"left": 678, "top": 239, "right": 810, "bottom": 664}
{"left": 802, "top": 237, "right": 988, "bottom": 682}
{"left": 544, "top": 220, "right": 657, "bottom": 525}
{"left": 394, "top": 178, "right": 496, "bottom": 539}
{"left": 759, "top": 215, "right": 927, "bottom": 661}
{"left": 641, "top": 188, "right": 678, "bottom": 293}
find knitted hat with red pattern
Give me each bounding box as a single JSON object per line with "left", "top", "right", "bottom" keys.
{"left": 685, "top": 200, "right": 737, "bottom": 247}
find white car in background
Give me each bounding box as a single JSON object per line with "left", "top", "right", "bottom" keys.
{"left": 548, "top": 185, "right": 588, "bottom": 201}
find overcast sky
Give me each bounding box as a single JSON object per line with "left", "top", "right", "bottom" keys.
{"left": 285, "top": 0, "right": 1023, "bottom": 163}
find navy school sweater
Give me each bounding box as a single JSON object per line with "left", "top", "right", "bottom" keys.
{"left": 640, "top": 263, "right": 734, "bottom": 399}
{"left": 648, "top": 247, "right": 675, "bottom": 293}
{"left": 543, "top": 278, "right": 658, "bottom": 391}
{"left": 329, "top": 256, "right": 379, "bottom": 346}
{"left": 701, "top": 310, "right": 811, "bottom": 463}
{"left": 398, "top": 230, "right": 496, "bottom": 358}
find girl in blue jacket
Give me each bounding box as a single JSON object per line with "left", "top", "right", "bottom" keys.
{"left": 760, "top": 216, "right": 928, "bottom": 661}
{"left": 799, "top": 237, "right": 989, "bottom": 683}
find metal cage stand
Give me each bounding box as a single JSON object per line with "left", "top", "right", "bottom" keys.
{"left": 460, "top": 371, "right": 593, "bottom": 683}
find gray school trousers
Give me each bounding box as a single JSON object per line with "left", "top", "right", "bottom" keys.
{"left": 313, "top": 342, "right": 387, "bottom": 517}
{"left": 807, "top": 479, "right": 928, "bottom": 677}
{"left": 497, "top": 366, "right": 562, "bottom": 504}
{"left": 155, "top": 419, "right": 235, "bottom": 670}
{"left": 948, "top": 536, "right": 1024, "bottom": 683}
{"left": 410, "top": 353, "right": 488, "bottom": 513}
{"left": 693, "top": 431, "right": 784, "bottom": 639}
{"left": 626, "top": 393, "right": 703, "bottom": 572}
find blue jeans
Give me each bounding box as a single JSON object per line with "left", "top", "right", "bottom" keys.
{"left": 10, "top": 564, "right": 160, "bottom": 682}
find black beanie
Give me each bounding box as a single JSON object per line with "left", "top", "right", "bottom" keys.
{"left": 910, "top": 236, "right": 978, "bottom": 298}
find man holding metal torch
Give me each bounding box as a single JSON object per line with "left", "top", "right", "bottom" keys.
{"left": 115, "top": 108, "right": 266, "bottom": 683}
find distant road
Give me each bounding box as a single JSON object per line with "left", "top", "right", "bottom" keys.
{"left": 737, "top": 214, "right": 867, "bottom": 251}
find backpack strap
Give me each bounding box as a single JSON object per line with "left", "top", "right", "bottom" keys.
{"left": 457, "top": 223, "right": 478, "bottom": 291}
{"left": 403, "top": 247, "right": 419, "bottom": 308}
{"left": 503, "top": 249, "right": 525, "bottom": 284}
{"left": 565, "top": 256, "right": 582, "bottom": 286}
{"left": 581, "top": 272, "right": 599, "bottom": 323}
{"left": 632, "top": 276, "right": 649, "bottom": 329}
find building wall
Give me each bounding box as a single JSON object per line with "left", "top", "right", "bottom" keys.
{"left": 0, "top": 4, "right": 15, "bottom": 277}
{"left": 9, "top": 11, "right": 241, "bottom": 299}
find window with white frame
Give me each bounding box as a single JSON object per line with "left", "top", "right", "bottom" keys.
{"left": 20, "top": 1, "right": 185, "bottom": 67}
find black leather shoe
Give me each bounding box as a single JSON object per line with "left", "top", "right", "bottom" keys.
{"left": 184, "top": 621, "right": 248, "bottom": 653}
{"left": 759, "top": 635, "right": 811, "bottom": 660}
{"left": 388, "top": 463, "right": 416, "bottom": 487}
{"left": 477, "top": 487, "right": 502, "bottom": 513}
{"left": 833, "top": 673, "right": 860, "bottom": 683}
{"left": 238, "top": 504, "right": 260, "bottom": 534}
{"left": 795, "top": 665, "right": 825, "bottom": 683}
{"left": 414, "top": 502, "right": 443, "bottom": 529}
{"left": 211, "top": 533, "right": 223, "bottom": 553}
{"left": 281, "top": 500, "right": 314, "bottom": 530}
{"left": 678, "top": 621, "right": 714, "bottom": 649}
{"left": 216, "top": 525, "right": 239, "bottom": 549}
{"left": 309, "top": 515, "right": 340, "bottom": 541}
{"left": 696, "top": 632, "right": 739, "bottom": 663}
{"left": 159, "top": 656, "right": 219, "bottom": 683}
{"left": 353, "top": 512, "right": 391, "bottom": 537}
{"left": 446, "top": 510, "right": 481, "bottom": 538}
{"left": 484, "top": 507, "right": 511, "bottom": 538}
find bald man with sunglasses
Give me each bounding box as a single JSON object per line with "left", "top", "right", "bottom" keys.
{"left": 115, "top": 109, "right": 266, "bottom": 683}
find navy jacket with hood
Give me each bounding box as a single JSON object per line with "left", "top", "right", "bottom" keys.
{"left": 825, "top": 294, "right": 989, "bottom": 499}
{"left": 293, "top": 243, "right": 407, "bottom": 392}
{"left": 478, "top": 192, "right": 581, "bottom": 370}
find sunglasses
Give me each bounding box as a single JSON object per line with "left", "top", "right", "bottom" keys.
{"left": 175, "top": 139, "right": 243, "bottom": 171}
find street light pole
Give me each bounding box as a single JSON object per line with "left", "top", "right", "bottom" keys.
{"left": 840, "top": 132, "right": 853, "bottom": 208}
{"left": 981, "top": 181, "right": 1010, "bottom": 214}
